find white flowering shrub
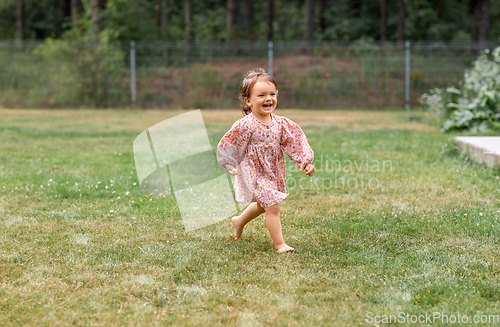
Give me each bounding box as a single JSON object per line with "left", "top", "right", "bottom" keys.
{"left": 420, "top": 46, "right": 500, "bottom": 133}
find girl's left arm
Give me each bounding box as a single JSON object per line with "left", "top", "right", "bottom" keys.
{"left": 280, "top": 117, "right": 314, "bottom": 171}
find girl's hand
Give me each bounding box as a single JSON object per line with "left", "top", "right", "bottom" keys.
{"left": 225, "top": 165, "right": 239, "bottom": 176}
{"left": 305, "top": 164, "right": 315, "bottom": 177}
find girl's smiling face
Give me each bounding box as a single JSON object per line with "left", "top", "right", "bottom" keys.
{"left": 244, "top": 81, "right": 278, "bottom": 118}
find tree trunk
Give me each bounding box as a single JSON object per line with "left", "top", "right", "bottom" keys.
{"left": 161, "top": 0, "right": 171, "bottom": 64}
{"left": 184, "top": 0, "right": 193, "bottom": 42}
{"left": 71, "top": 0, "right": 82, "bottom": 26}
{"left": 397, "top": 0, "right": 405, "bottom": 42}
{"left": 16, "top": 0, "right": 25, "bottom": 43}
{"left": 266, "top": 0, "right": 274, "bottom": 42}
{"left": 91, "top": 0, "right": 99, "bottom": 31}
{"left": 304, "top": 0, "right": 315, "bottom": 45}
{"left": 319, "top": 0, "right": 328, "bottom": 35}
{"left": 474, "top": 0, "right": 491, "bottom": 50}
{"left": 226, "top": 0, "right": 239, "bottom": 40}
{"left": 243, "top": 0, "right": 253, "bottom": 40}
{"left": 352, "top": 0, "right": 362, "bottom": 18}
{"left": 162, "top": 0, "right": 170, "bottom": 38}
{"left": 163, "top": 0, "right": 170, "bottom": 23}
{"left": 62, "top": 0, "right": 71, "bottom": 21}
{"left": 380, "top": 0, "right": 387, "bottom": 41}
{"left": 156, "top": 0, "right": 162, "bottom": 29}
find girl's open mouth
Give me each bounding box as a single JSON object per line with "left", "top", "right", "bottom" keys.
{"left": 263, "top": 104, "right": 272, "bottom": 109}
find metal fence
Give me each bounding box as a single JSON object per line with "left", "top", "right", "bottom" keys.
{"left": 0, "top": 40, "right": 497, "bottom": 109}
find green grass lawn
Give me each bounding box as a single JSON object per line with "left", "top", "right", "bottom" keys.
{"left": 1, "top": 108, "right": 499, "bottom": 326}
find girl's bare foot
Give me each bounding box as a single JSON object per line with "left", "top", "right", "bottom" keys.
{"left": 275, "top": 243, "right": 294, "bottom": 253}
{"left": 232, "top": 216, "right": 244, "bottom": 240}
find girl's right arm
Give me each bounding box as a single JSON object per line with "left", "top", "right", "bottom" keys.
{"left": 216, "top": 119, "right": 251, "bottom": 173}
{"left": 224, "top": 164, "right": 239, "bottom": 175}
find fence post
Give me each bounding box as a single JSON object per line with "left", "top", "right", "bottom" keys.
{"left": 405, "top": 41, "right": 410, "bottom": 109}
{"left": 268, "top": 41, "right": 273, "bottom": 76}
{"left": 130, "top": 41, "right": 137, "bottom": 108}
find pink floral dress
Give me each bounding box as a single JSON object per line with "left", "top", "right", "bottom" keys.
{"left": 217, "top": 112, "right": 314, "bottom": 208}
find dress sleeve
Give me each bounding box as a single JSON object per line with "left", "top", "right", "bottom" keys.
{"left": 217, "top": 119, "right": 251, "bottom": 168}
{"left": 280, "top": 117, "right": 314, "bottom": 171}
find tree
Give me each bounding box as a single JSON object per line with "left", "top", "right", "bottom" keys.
{"left": 352, "top": 0, "right": 362, "bottom": 18}
{"left": 71, "top": 0, "right": 82, "bottom": 26}
{"left": 89, "top": 0, "right": 107, "bottom": 39}
{"left": 318, "top": 0, "right": 329, "bottom": 36}
{"left": 161, "top": 0, "right": 170, "bottom": 38}
{"left": 0, "top": 0, "right": 499, "bottom": 43}
{"left": 397, "top": 0, "right": 405, "bottom": 42}
{"left": 156, "top": 0, "right": 161, "bottom": 30}
{"left": 184, "top": 0, "right": 193, "bottom": 42}
{"left": 91, "top": 0, "right": 99, "bottom": 30}
{"left": 266, "top": 0, "right": 274, "bottom": 42}
{"left": 304, "top": 0, "right": 314, "bottom": 44}
{"left": 226, "top": 0, "right": 238, "bottom": 40}
{"left": 15, "top": 0, "right": 24, "bottom": 42}
{"left": 62, "top": 0, "right": 71, "bottom": 22}
{"left": 472, "top": 0, "right": 491, "bottom": 50}
{"left": 380, "top": 0, "right": 387, "bottom": 41}
{"left": 243, "top": 0, "right": 253, "bottom": 40}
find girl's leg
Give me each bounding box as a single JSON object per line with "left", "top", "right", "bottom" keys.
{"left": 264, "top": 204, "right": 294, "bottom": 253}
{"left": 232, "top": 202, "right": 265, "bottom": 240}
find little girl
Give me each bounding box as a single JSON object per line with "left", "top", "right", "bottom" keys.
{"left": 217, "top": 68, "right": 315, "bottom": 253}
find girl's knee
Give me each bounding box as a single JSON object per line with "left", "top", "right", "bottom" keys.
{"left": 264, "top": 203, "right": 280, "bottom": 215}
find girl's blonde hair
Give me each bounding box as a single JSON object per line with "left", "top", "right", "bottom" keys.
{"left": 239, "top": 68, "right": 278, "bottom": 115}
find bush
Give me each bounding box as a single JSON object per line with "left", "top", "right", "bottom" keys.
{"left": 33, "top": 39, "right": 128, "bottom": 108}
{"left": 420, "top": 45, "right": 500, "bottom": 133}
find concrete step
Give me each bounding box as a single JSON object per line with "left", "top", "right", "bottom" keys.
{"left": 454, "top": 136, "right": 500, "bottom": 168}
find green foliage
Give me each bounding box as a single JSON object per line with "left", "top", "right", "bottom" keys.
{"left": 420, "top": 45, "right": 500, "bottom": 133}
{"left": 0, "top": 0, "right": 67, "bottom": 39}
{"left": 34, "top": 39, "right": 127, "bottom": 108}
{"left": 192, "top": 6, "right": 226, "bottom": 41}
{"left": 187, "top": 63, "right": 226, "bottom": 108}
{"left": 102, "top": 0, "right": 173, "bottom": 41}
{"left": 1, "top": 0, "right": 499, "bottom": 42}
{"left": 25, "top": 7, "right": 129, "bottom": 109}
{"left": 0, "top": 0, "right": 129, "bottom": 108}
